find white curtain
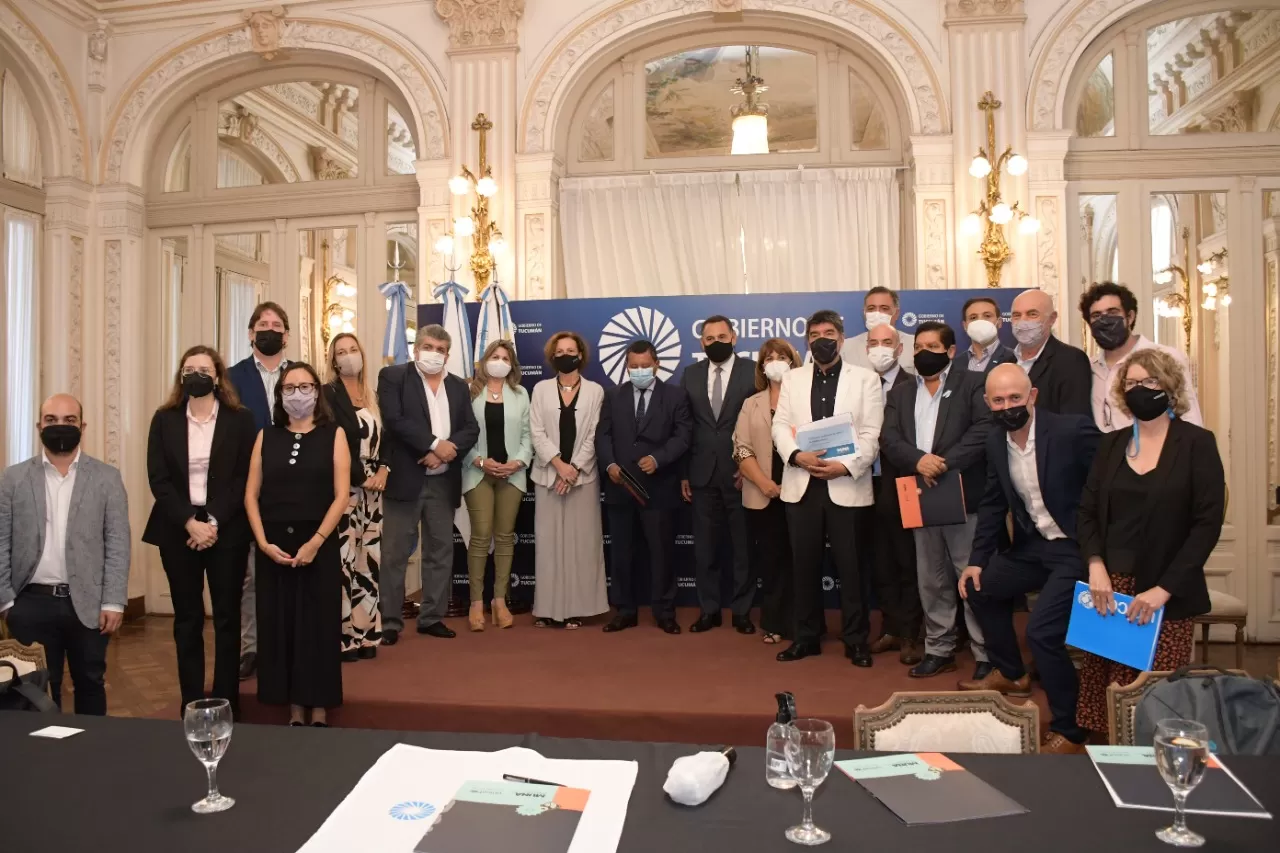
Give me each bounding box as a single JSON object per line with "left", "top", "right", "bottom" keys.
{"left": 220, "top": 269, "right": 264, "bottom": 365}
{"left": 218, "top": 146, "right": 264, "bottom": 188}
{"left": 738, "top": 167, "right": 899, "bottom": 293}
{"left": 560, "top": 171, "right": 742, "bottom": 298}
{"left": 5, "top": 210, "right": 38, "bottom": 465}
{"left": 1, "top": 71, "right": 42, "bottom": 188}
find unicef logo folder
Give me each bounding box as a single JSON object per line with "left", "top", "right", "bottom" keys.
{"left": 1065, "top": 581, "right": 1164, "bottom": 671}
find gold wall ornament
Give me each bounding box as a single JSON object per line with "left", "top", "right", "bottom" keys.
{"left": 960, "top": 91, "right": 1038, "bottom": 287}
{"left": 1154, "top": 226, "right": 1195, "bottom": 355}
{"left": 438, "top": 113, "right": 504, "bottom": 293}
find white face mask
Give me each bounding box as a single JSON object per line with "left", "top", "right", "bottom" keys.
{"left": 336, "top": 352, "right": 363, "bottom": 377}
{"left": 966, "top": 319, "right": 999, "bottom": 347}
{"left": 865, "top": 311, "right": 893, "bottom": 332}
{"left": 417, "top": 350, "right": 447, "bottom": 375}
{"left": 486, "top": 358, "right": 512, "bottom": 379}
{"left": 762, "top": 360, "right": 790, "bottom": 382}
{"left": 867, "top": 346, "right": 897, "bottom": 373}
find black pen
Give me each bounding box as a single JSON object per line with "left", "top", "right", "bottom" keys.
{"left": 503, "top": 773, "right": 564, "bottom": 787}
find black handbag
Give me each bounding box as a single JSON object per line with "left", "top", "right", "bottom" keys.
{"left": 0, "top": 660, "right": 58, "bottom": 712}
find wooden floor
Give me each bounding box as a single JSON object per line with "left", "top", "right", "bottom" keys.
{"left": 54, "top": 616, "right": 1280, "bottom": 721}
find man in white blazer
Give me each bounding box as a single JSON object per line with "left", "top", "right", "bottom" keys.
{"left": 773, "top": 310, "right": 883, "bottom": 666}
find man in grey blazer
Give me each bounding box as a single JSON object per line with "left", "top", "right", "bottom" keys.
{"left": 0, "top": 394, "right": 131, "bottom": 715}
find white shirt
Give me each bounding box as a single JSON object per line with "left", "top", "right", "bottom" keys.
{"left": 1016, "top": 337, "right": 1050, "bottom": 373}
{"left": 1090, "top": 334, "right": 1202, "bottom": 431}
{"left": 843, "top": 331, "right": 916, "bottom": 375}
{"left": 707, "top": 358, "right": 735, "bottom": 407}
{"left": 914, "top": 367, "right": 949, "bottom": 454}
{"left": 421, "top": 371, "right": 452, "bottom": 476}
{"left": 187, "top": 400, "right": 219, "bottom": 506}
{"left": 31, "top": 450, "right": 81, "bottom": 588}
{"left": 876, "top": 363, "right": 901, "bottom": 405}
{"left": 256, "top": 357, "right": 284, "bottom": 406}
{"left": 1006, "top": 417, "right": 1066, "bottom": 540}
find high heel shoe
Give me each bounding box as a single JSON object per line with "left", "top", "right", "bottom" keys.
{"left": 492, "top": 598, "right": 514, "bottom": 629}
{"left": 468, "top": 601, "right": 486, "bottom": 632}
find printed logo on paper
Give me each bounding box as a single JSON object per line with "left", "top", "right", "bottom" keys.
{"left": 822, "top": 576, "right": 835, "bottom": 592}
{"left": 597, "top": 307, "right": 682, "bottom": 385}
{"left": 1077, "top": 589, "right": 1093, "bottom": 609}
{"left": 389, "top": 801, "right": 437, "bottom": 821}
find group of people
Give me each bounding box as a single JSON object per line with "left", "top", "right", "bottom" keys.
{"left": 0, "top": 282, "right": 1223, "bottom": 751}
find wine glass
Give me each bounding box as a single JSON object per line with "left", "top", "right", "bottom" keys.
{"left": 1153, "top": 718, "right": 1210, "bottom": 847}
{"left": 784, "top": 718, "right": 836, "bottom": 846}
{"left": 184, "top": 698, "right": 236, "bottom": 814}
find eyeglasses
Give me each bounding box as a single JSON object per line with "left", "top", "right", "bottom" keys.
{"left": 181, "top": 367, "right": 215, "bottom": 377}
{"left": 1122, "top": 378, "right": 1161, "bottom": 391}
{"left": 281, "top": 383, "right": 317, "bottom": 395}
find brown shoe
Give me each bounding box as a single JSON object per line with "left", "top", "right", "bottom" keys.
{"left": 957, "top": 668, "right": 1032, "bottom": 697}
{"left": 1041, "top": 732, "right": 1087, "bottom": 755}
{"left": 492, "top": 598, "right": 514, "bottom": 630}
{"left": 898, "top": 639, "right": 923, "bottom": 666}
{"left": 869, "top": 634, "right": 902, "bottom": 655}
{"left": 468, "top": 601, "right": 486, "bottom": 632}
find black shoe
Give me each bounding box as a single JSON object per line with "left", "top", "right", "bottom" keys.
{"left": 776, "top": 642, "right": 821, "bottom": 662}
{"left": 382, "top": 629, "right": 399, "bottom": 646}
{"left": 603, "top": 613, "right": 638, "bottom": 633}
{"left": 689, "top": 612, "right": 721, "bottom": 633}
{"left": 311, "top": 721, "right": 328, "bottom": 728}
{"left": 909, "top": 654, "right": 958, "bottom": 678}
{"left": 656, "top": 618, "right": 682, "bottom": 635}
{"left": 289, "top": 721, "right": 304, "bottom": 727}
{"left": 971, "top": 661, "right": 994, "bottom": 682}
{"left": 358, "top": 646, "right": 377, "bottom": 660}
{"left": 732, "top": 616, "right": 757, "bottom": 635}
{"left": 418, "top": 622, "right": 457, "bottom": 638}
{"left": 845, "top": 643, "right": 873, "bottom": 668}
{"left": 341, "top": 649, "right": 360, "bottom": 663}
{"left": 238, "top": 652, "right": 256, "bottom": 681}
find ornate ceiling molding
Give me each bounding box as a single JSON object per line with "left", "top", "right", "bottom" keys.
{"left": 945, "top": 0, "right": 1025, "bottom": 22}
{"left": 520, "top": 0, "right": 947, "bottom": 155}
{"left": 100, "top": 17, "right": 449, "bottom": 184}
{"left": 0, "top": 2, "right": 89, "bottom": 180}
{"left": 434, "top": 0, "right": 525, "bottom": 50}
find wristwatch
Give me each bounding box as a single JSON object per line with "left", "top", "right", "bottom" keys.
{"left": 207, "top": 515, "right": 218, "bottom": 529}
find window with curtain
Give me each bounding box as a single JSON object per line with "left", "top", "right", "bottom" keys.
{"left": 4, "top": 209, "right": 38, "bottom": 465}
{"left": 218, "top": 268, "right": 266, "bottom": 365}
{"left": 1, "top": 70, "right": 43, "bottom": 188}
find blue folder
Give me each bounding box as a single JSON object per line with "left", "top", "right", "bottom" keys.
{"left": 1064, "top": 581, "right": 1164, "bottom": 671}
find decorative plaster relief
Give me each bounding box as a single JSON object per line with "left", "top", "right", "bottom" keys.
{"left": 1035, "top": 196, "right": 1060, "bottom": 296}
{"left": 1030, "top": 0, "right": 1131, "bottom": 131}
{"left": 244, "top": 6, "right": 288, "bottom": 61}
{"left": 434, "top": 0, "right": 525, "bottom": 49}
{"left": 923, "top": 200, "right": 947, "bottom": 288}
{"left": 104, "top": 240, "right": 123, "bottom": 467}
{"left": 69, "top": 236, "right": 84, "bottom": 398}
{"left": 945, "top": 1, "right": 1025, "bottom": 19}
{"left": 524, "top": 213, "right": 546, "bottom": 298}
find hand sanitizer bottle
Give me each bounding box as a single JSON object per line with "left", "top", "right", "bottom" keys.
{"left": 766, "top": 692, "right": 798, "bottom": 789}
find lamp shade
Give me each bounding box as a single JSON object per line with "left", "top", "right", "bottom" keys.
{"left": 448, "top": 175, "right": 470, "bottom": 196}
{"left": 1017, "top": 216, "right": 1041, "bottom": 235}
{"left": 434, "top": 235, "right": 455, "bottom": 255}
{"left": 961, "top": 213, "right": 982, "bottom": 236}
{"left": 476, "top": 177, "right": 498, "bottom": 197}
{"left": 488, "top": 236, "right": 507, "bottom": 256}
{"left": 968, "top": 156, "right": 992, "bottom": 178}
{"left": 1007, "top": 154, "right": 1028, "bottom": 176}
{"left": 454, "top": 216, "right": 476, "bottom": 237}
{"left": 990, "top": 203, "right": 1012, "bottom": 225}
{"left": 731, "top": 114, "right": 769, "bottom": 155}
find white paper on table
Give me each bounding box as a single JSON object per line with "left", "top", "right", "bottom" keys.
{"left": 296, "top": 743, "right": 639, "bottom": 853}
{"left": 29, "top": 725, "right": 84, "bottom": 739}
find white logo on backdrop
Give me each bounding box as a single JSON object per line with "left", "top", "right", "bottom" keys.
{"left": 597, "top": 307, "right": 682, "bottom": 386}
{"left": 901, "top": 312, "right": 919, "bottom": 328}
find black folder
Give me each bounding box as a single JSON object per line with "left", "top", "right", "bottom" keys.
{"left": 896, "top": 470, "right": 966, "bottom": 528}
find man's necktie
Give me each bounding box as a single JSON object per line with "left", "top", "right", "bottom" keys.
{"left": 636, "top": 389, "right": 648, "bottom": 420}
{"left": 875, "top": 376, "right": 888, "bottom": 477}
{"left": 711, "top": 366, "right": 724, "bottom": 420}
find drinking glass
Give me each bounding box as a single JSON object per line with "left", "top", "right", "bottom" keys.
{"left": 184, "top": 698, "right": 235, "bottom": 814}
{"left": 783, "top": 718, "right": 836, "bottom": 846}
{"left": 1153, "top": 718, "right": 1210, "bottom": 847}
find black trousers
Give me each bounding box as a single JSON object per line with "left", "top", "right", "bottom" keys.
{"left": 607, "top": 505, "right": 676, "bottom": 620}
{"left": 748, "top": 502, "right": 792, "bottom": 638}
{"left": 786, "top": 480, "right": 868, "bottom": 646}
{"left": 159, "top": 539, "right": 249, "bottom": 715}
{"left": 5, "top": 590, "right": 110, "bottom": 715}
{"left": 965, "top": 535, "right": 1086, "bottom": 741}
{"left": 692, "top": 478, "right": 753, "bottom": 618}
{"left": 868, "top": 476, "right": 921, "bottom": 640}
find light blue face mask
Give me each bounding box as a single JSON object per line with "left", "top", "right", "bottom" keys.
{"left": 629, "top": 367, "right": 656, "bottom": 389}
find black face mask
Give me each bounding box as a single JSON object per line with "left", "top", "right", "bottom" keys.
{"left": 552, "top": 354, "right": 581, "bottom": 375}
{"left": 254, "top": 330, "right": 285, "bottom": 356}
{"left": 703, "top": 340, "right": 735, "bottom": 364}
{"left": 913, "top": 349, "right": 951, "bottom": 378}
{"left": 41, "top": 424, "right": 82, "bottom": 454}
{"left": 1090, "top": 314, "right": 1131, "bottom": 351}
{"left": 991, "top": 405, "right": 1031, "bottom": 432}
{"left": 810, "top": 337, "right": 839, "bottom": 366}
{"left": 1124, "top": 386, "right": 1170, "bottom": 422}
{"left": 183, "top": 373, "right": 216, "bottom": 398}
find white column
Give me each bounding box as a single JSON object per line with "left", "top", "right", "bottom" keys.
{"left": 1026, "top": 130, "right": 1071, "bottom": 332}
{"left": 416, "top": 159, "right": 454, "bottom": 304}
{"left": 908, "top": 136, "right": 956, "bottom": 290}
{"left": 41, "top": 179, "right": 93, "bottom": 399}
{"left": 514, "top": 153, "right": 563, "bottom": 299}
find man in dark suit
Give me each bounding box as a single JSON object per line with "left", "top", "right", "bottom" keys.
{"left": 862, "top": 324, "right": 921, "bottom": 666}
{"left": 598, "top": 340, "right": 692, "bottom": 634}
{"left": 222, "top": 301, "right": 290, "bottom": 680}
{"left": 958, "top": 363, "right": 1100, "bottom": 754}
{"left": 955, "top": 296, "right": 1016, "bottom": 375}
{"left": 882, "top": 322, "right": 992, "bottom": 681}
{"left": 679, "top": 315, "right": 757, "bottom": 634}
{"left": 377, "top": 324, "right": 480, "bottom": 643}
{"left": 1008, "top": 290, "right": 1091, "bottom": 415}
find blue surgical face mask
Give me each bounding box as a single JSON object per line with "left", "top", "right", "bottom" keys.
{"left": 629, "top": 367, "right": 656, "bottom": 389}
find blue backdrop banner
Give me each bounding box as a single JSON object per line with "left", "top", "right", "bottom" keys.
{"left": 418, "top": 289, "right": 1026, "bottom": 610}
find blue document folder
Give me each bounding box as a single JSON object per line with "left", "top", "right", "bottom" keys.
{"left": 1065, "top": 581, "right": 1163, "bottom": 671}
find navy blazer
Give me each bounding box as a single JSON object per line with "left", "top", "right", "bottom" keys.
{"left": 596, "top": 379, "right": 692, "bottom": 509}
{"left": 224, "top": 356, "right": 289, "bottom": 432}
{"left": 969, "top": 408, "right": 1100, "bottom": 569}
{"left": 376, "top": 363, "right": 479, "bottom": 507}
{"left": 680, "top": 356, "right": 757, "bottom": 488}
{"left": 954, "top": 343, "right": 1016, "bottom": 375}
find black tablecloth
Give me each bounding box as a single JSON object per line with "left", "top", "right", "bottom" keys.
{"left": 2, "top": 713, "right": 1276, "bottom": 852}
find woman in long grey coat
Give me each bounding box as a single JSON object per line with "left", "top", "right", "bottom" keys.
{"left": 528, "top": 331, "right": 609, "bottom": 628}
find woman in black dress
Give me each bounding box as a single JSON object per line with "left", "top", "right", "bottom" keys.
{"left": 245, "top": 362, "right": 351, "bottom": 726}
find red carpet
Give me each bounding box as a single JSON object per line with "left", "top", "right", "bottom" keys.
{"left": 239, "top": 608, "right": 1046, "bottom": 748}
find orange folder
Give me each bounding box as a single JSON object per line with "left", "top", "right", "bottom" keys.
{"left": 896, "top": 471, "right": 967, "bottom": 528}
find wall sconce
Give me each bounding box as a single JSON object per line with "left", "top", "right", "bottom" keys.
{"left": 436, "top": 113, "right": 504, "bottom": 293}
{"left": 1154, "top": 226, "right": 1193, "bottom": 353}
{"left": 319, "top": 236, "right": 356, "bottom": 351}
{"left": 960, "top": 91, "right": 1039, "bottom": 287}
